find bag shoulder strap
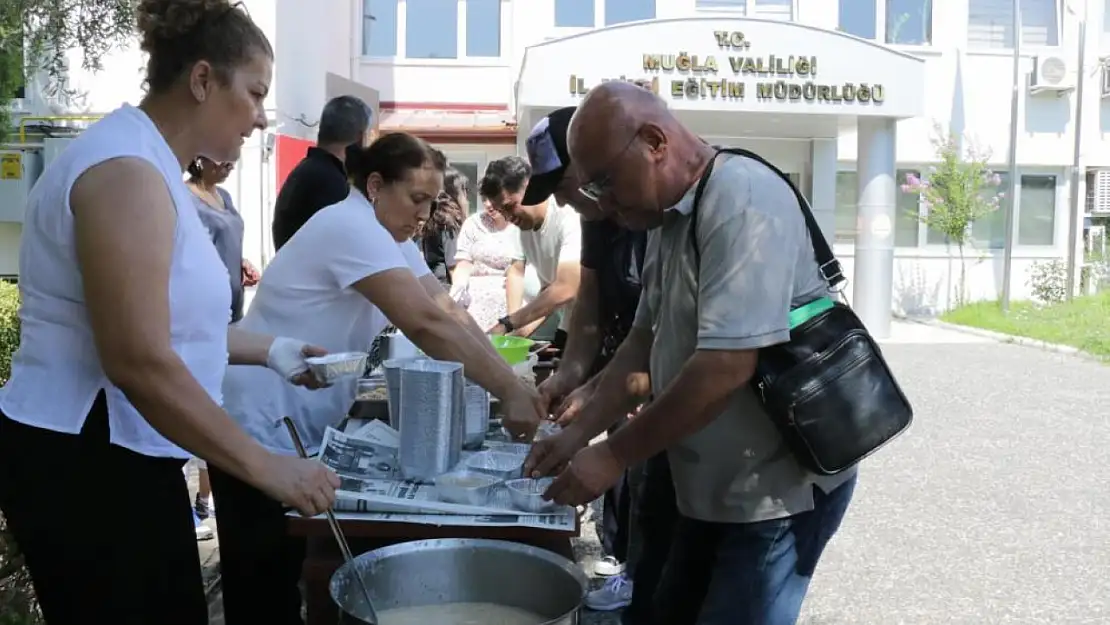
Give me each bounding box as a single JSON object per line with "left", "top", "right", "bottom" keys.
{"left": 690, "top": 147, "right": 845, "bottom": 289}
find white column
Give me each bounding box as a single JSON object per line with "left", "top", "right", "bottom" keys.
{"left": 808, "top": 139, "right": 837, "bottom": 245}
{"left": 852, "top": 117, "right": 897, "bottom": 338}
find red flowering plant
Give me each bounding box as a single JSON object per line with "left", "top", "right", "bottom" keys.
{"left": 901, "top": 129, "right": 1005, "bottom": 305}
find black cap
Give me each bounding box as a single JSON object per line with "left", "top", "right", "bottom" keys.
{"left": 522, "top": 107, "right": 575, "bottom": 206}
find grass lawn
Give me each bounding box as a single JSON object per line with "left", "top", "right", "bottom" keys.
{"left": 941, "top": 291, "right": 1110, "bottom": 358}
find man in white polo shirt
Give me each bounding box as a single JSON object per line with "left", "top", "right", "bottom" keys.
{"left": 481, "top": 156, "right": 581, "bottom": 347}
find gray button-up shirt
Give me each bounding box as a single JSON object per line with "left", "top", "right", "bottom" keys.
{"left": 634, "top": 153, "right": 855, "bottom": 524}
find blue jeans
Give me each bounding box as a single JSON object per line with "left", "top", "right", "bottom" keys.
{"left": 652, "top": 476, "right": 857, "bottom": 625}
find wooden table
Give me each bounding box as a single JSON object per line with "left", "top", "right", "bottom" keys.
{"left": 287, "top": 515, "right": 578, "bottom": 625}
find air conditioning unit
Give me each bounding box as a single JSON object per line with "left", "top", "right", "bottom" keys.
{"left": 1029, "top": 55, "right": 1075, "bottom": 96}
{"left": 1086, "top": 169, "right": 1110, "bottom": 215}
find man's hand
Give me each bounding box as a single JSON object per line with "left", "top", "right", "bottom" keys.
{"left": 501, "top": 385, "right": 545, "bottom": 442}
{"left": 487, "top": 322, "right": 507, "bottom": 336}
{"left": 523, "top": 425, "right": 590, "bottom": 478}
{"left": 541, "top": 441, "right": 625, "bottom": 507}
{"left": 553, "top": 383, "right": 594, "bottom": 427}
{"left": 536, "top": 371, "right": 582, "bottom": 416}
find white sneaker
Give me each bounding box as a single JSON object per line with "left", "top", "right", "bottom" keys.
{"left": 593, "top": 555, "right": 624, "bottom": 577}
{"left": 195, "top": 523, "right": 214, "bottom": 541}
{"left": 193, "top": 510, "right": 214, "bottom": 541}
{"left": 585, "top": 574, "right": 633, "bottom": 611}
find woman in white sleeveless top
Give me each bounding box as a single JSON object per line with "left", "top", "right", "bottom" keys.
{"left": 0, "top": 2, "right": 339, "bottom": 624}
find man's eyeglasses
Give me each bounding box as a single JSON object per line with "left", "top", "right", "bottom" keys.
{"left": 578, "top": 128, "right": 641, "bottom": 202}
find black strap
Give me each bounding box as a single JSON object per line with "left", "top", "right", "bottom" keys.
{"left": 690, "top": 147, "right": 845, "bottom": 289}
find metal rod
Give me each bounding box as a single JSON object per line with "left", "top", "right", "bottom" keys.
{"left": 281, "top": 417, "right": 378, "bottom": 624}
{"left": 1065, "top": 8, "right": 1088, "bottom": 300}
{"left": 1000, "top": 0, "right": 1022, "bottom": 314}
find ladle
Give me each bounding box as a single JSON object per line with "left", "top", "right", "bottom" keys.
{"left": 281, "top": 416, "right": 378, "bottom": 624}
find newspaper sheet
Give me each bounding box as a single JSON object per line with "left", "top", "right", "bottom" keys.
{"left": 313, "top": 423, "right": 577, "bottom": 532}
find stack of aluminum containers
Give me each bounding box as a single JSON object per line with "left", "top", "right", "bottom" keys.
{"left": 395, "top": 359, "right": 465, "bottom": 482}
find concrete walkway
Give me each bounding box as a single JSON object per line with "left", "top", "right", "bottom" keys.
{"left": 194, "top": 321, "right": 1109, "bottom": 624}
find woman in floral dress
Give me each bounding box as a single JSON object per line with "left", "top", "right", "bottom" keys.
{"left": 450, "top": 198, "right": 521, "bottom": 330}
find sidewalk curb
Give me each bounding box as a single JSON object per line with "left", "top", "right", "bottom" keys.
{"left": 898, "top": 315, "right": 1107, "bottom": 364}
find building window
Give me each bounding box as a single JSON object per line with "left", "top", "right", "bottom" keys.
{"left": 835, "top": 169, "right": 921, "bottom": 247}
{"left": 754, "top": 0, "right": 793, "bottom": 20}
{"left": 363, "top": 0, "right": 398, "bottom": 56}
{"left": 451, "top": 162, "right": 482, "bottom": 213}
{"left": 695, "top": 0, "right": 747, "bottom": 13}
{"left": 466, "top": 0, "right": 501, "bottom": 57}
{"left": 605, "top": 0, "right": 655, "bottom": 25}
{"left": 968, "top": 0, "right": 1060, "bottom": 49}
{"left": 1103, "top": 0, "right": 1110, "bottom": 46}
{"left": 556, "top": 0, "right": 595, "bottom": 26}
{"left": 839, "top": 0, "right": 877, "bottom": 39}
{"left": 971, "top": 171, "right": 1010, "bottom": 249}
{"left": 406, "top": 0, "right": 458, "bottom": 58}
{"left": 886, "top": 0, "right": 932, "bottom": 45}
{"left": 1017, "top": 174, "right": 1057, "bottom": 245}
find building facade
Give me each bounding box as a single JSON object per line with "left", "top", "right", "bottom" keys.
{"left": 4, "top": 0, "right": 1110, "bottom": 316}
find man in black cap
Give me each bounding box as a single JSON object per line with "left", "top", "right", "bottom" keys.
{"left": 523, "top": 107, "right": 674, "bottom": 623}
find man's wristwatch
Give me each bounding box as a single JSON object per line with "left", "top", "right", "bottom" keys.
{"left": 498, "top": 315, "right": 516, "bottom": 332}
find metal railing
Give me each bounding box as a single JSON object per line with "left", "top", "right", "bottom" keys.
{"left": 17, "top": 115, "right": 103, "bottom": 143}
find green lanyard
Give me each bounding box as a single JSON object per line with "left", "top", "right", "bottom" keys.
{"left": 788, "top": 297, "right": 835, "bottom": 330}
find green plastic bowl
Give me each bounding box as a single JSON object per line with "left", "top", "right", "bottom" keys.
{"left": 490, "top": 335, "right": 534, "bottom": 365}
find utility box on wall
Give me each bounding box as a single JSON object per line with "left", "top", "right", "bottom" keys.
{"left": 0, "top": 148, "right": 44, "bottom": 223}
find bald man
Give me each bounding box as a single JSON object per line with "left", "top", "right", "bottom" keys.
{"left": 524, "top": 82, "right": 857, "bottom": 625}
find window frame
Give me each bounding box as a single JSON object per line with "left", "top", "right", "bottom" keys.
{"left": 882, "top": 0, "right": 935, "bottom": 47}
{"left": 554, "top": 0, "right": 596, "bottom": 28}
{"left": 833, "top": 164, "right": 927, "bottom": 249}
{"left": 837, "top": 0, "right": 878, "bottom": 40}
{"left": 360, "top": 0, "right": 508, "bottom": 65}
{"left": 694, "top": 0, "right": 797, "bottom": 20}
{"left": 920, "top": 166, "right": 1062, "bottom": 252}
{"left": 966, "top": 0, "right": 1063, "bottom": 51}
{"left": 439, "top": 150, "right": 491, "bottom": 214}
{"left": 603, "top": 0, "right": 657, "bottom": 26}
{"left": 832, "top": 163, "right": 1064, "bottom": 256}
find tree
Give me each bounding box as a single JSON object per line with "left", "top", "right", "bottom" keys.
{"left": 0, "top": 0, "right": 137, "bottom": 141}
{"left": 901, "top": 127, "right": 1004, "bottom": 306}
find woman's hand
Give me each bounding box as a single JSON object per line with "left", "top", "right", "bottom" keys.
{"left": 266, "top": 337, "right": 330, "bottom": 389}
{"left": 241, "top": 258, "right": 261, "bottom": 287}
{"left": 253, "top": 453, "right": 341, "bottom": 517}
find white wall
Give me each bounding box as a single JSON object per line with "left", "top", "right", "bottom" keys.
{"left": 9, "top": 0, "right": 1107, "bottom": 309}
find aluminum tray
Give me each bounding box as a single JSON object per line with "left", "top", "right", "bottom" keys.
{"left": 464, "top": 451, "right": 524, "bottom": 481}
{"left": 433, "top": 471, "right": 500, "bottom": 506}
{"left": 505, "top": 477, "right": 558, "bottom": 513}
{"left": 306, "top": 352, "right": 368, "bottom": 384}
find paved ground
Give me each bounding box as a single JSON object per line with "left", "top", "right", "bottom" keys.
{"left": 194, "top": 321, "right": 1110, "bottom": 624}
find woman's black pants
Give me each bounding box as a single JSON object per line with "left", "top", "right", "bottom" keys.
{"left": 0, "top": 393, "right": 208, "bottom": 625}
{"left": 209, "top": 464, "right": 307, "bottom": 625}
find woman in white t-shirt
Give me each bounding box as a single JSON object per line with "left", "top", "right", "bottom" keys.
{"left": 0, "top": 2, "right": 339, "bottom": 623}
{"left": 214, "top": 132, "right": 545, "bottom": 625}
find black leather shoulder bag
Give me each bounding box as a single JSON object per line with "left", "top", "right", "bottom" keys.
{"left": 689, "top": 147, "right": 913, "bottom": 475}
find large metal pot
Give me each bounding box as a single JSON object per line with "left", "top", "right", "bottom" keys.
{"left": 329, "top": 538, "right": 588, "bottom": 624}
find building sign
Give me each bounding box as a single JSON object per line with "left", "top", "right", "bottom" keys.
{"left": 0, "top": 153, "right": 21, "bottom": 180}
{"left": 567, "top": 30, "right": 884, "bottom": 105}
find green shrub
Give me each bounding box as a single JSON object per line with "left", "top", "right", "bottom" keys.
{"left": 0, "top": 279, "right": 38, "bottom": 624}
{"left": 0, "top": 280, "right": 20, "bottom": 384}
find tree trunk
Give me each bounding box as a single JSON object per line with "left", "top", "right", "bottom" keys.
{"left": 957, "top": 243, "right": 968, "bottom": 306}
